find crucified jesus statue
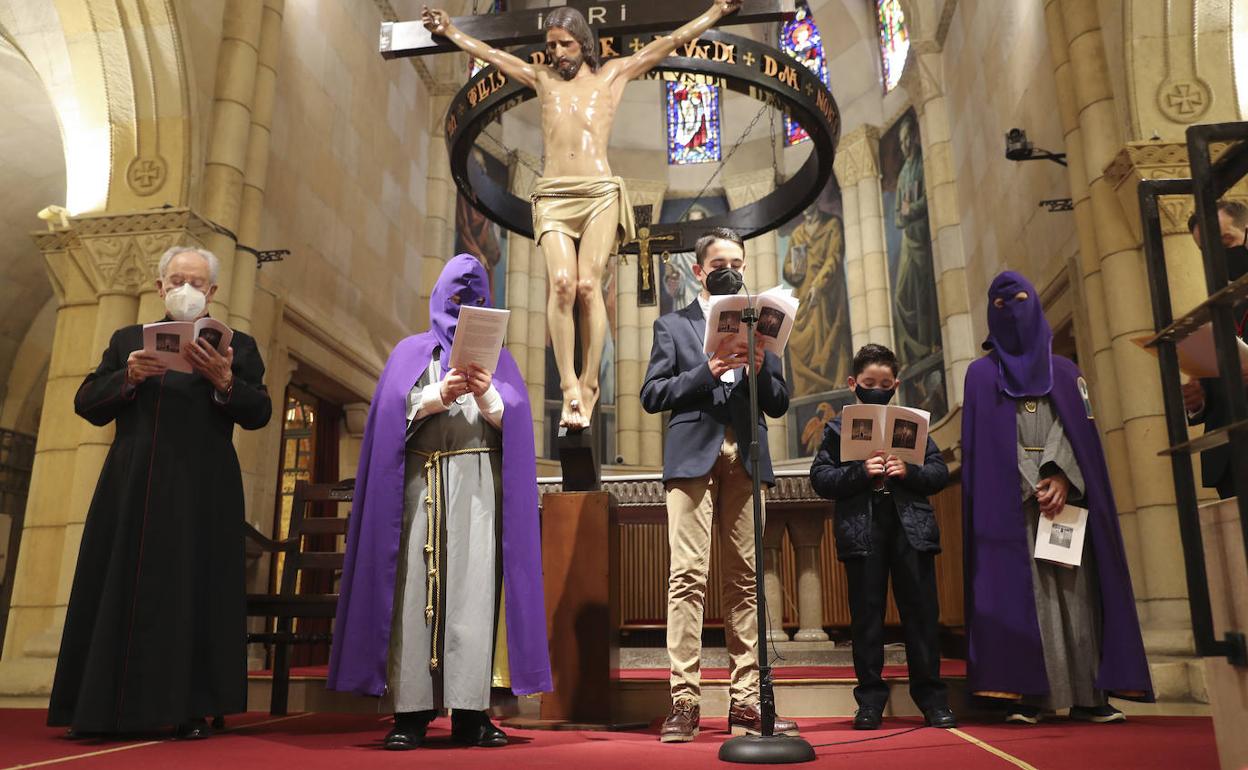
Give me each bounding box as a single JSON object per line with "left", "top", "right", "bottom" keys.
{"left": 422, "top": 0, "right": 742, "bottom": 430}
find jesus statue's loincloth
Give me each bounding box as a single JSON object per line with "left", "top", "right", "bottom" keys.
{"left": 530, "top": 176, "right": 637, "bottom": 246}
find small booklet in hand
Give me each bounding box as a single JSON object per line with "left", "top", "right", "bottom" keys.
{"left": 839, "top": 403, "right": 931, "bottom": 466}
{"left": 702, "top": 286, "right": 800, "bottom": 358}
{"left": 142, "top": 318, "right": 232, "bottom": 374}
{"left": 1033, "top": 504, "right": 1089, "bottom": 568}
{"left": 1132, "top": 322, "right": 1248, "bottom": 378}
{"left": 447, "top": 306, "right": 510, "bottom": 373}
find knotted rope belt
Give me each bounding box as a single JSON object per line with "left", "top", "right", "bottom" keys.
{"left": 408, "top": 446, "right": 498, "bottom": 671}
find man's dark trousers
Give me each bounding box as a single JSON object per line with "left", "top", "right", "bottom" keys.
{"left": 843, "top": 492, "right": 947, "bottom": 712}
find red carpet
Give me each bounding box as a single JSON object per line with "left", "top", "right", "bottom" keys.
{"left": 0, "top": 709, "right": 1218, "bottom": 770}
{"left": 251, "top": 660, "right": 970, "bottom": 681}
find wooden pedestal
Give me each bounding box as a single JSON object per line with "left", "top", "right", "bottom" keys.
{"left": 535, "top": 490, "right": 624, "bottom": 726}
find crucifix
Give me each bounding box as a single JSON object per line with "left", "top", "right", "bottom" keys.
{"left": 406, "top": 0, "right": 793, "bottom": 433}
{"left": 629, "top": 204, "right": 676, "bottom": 306}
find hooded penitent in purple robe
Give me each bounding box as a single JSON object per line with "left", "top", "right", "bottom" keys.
{"left": 327, "top": 254, "right": 552, "bottom": 697}
{"left": 962, "top": 271, "right": 1153, "bottom": 700}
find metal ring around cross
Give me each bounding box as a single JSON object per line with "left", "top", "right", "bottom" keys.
{"left": 444, "top": 29, "right": 840, "bottom": 254}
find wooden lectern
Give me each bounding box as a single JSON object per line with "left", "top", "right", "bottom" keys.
{"left": 538, "top": 490, "right": 623, "bottom": 726}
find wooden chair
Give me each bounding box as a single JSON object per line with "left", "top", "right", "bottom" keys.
{"left": 245, "top": 478, "right": 353, "bottom": 715}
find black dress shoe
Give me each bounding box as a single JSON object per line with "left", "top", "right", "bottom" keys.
{"left": 174, "top": 718, "right": 212, "bottom": 740}
{"left": 383, "top": 711, "right": 435, "bottom": 751}
{"left": 923, "top": 706, "right": 957, "bottom": 728}
{"left": 853, "top": 706, "right": 883, "bottom": 730}
{"left": 451, "top": 710, "right": 508, "bottom": 747}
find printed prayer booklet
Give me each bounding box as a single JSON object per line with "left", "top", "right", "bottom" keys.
{"left": 1132, "top": 322, "right": 1248, "bottom": 379}
{"left": 448, "top": 306, "right": 510, "bottom": 373}
{"left": 702, "top": 286, "right": 800, "bottom": 359}
{"left": 839, "top": 404, "right": 931, "bottom": 466}
{"left": 1033, "top": 504, "right": 1089, "bottom": 568}
{"left": 142, "top": 318, "right": 232, "bottom": 374}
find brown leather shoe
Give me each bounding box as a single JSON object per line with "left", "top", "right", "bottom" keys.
{"left": 659, "top": 700, "right": 700, "bottom": 743}
{"left": 728, "top": 701, "right": 800, "bottom": 737}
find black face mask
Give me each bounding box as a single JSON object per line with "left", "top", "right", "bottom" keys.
{"left": 1228, "top": 244, "right": 1248, "bottom": 283}
{"left": 705, "top": 267, "right": 744, "bottom": 296}
{"left": 855, "top": 384, "right": 896, "bottom": 406}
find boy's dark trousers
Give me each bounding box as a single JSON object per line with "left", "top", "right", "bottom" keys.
{"left": 843, "top": 491, "right": 947, "bottom": 712}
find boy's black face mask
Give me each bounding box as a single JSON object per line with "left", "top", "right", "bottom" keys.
{"left": 705, "top": 267, "right": 745, "bottom": 296}
{"left": 855, "top": 384, "right": 896, "bottom": 406}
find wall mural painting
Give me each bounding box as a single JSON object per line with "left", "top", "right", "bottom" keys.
{"left": 775, "top": 173, "right": 854, "bottom": 456}
{"left": 658, "top": 196, "right": 729, "bottom": 316}
{"left": 454, "top": 148, "right": 509, "bottom": 307}
{"left": 879, "top": 107, "right": 948, "bottom": 422}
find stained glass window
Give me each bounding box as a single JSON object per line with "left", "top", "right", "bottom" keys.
{"left": 780, "top": 1, "right": 830, "bottom": 145}
{"left": 666, "top": 80, "right": 723, "bottom": 165}
{"left": 877, "top": 0, "right": 909, "bottom": 92}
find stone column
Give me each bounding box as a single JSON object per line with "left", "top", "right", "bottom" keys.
{"left": 906, "top": 41, "right": 975, "bottom": 406}
{"left": 1043, "top": 0, "right": 1143, "bottom": 601}
{"left": 833, "top": 129, "right": 871, "bottom": 352}
{"left": 200, "top": 0, "right": 263, "bottom": 319}
{"left": 507, "top": 151, "right": 547, "bottom": 447}
{"left": 724, "top": 169, "right": 787, "bottom": 460}
{"left": 762, "top": 511, "right": 788, "bottom": 642}
{"left": 0, "top": 210, "right": 209, "bottom": 695}
{"left": 227, "top": 0, "right": 284, "bottom": 333}
{"left": 787, "top": 513, "right": 829, "bottom": 642}
{"left": 419, "top": 92, "right": 458, "bottom": 331}
{"left": 625, "top": 180, "right": 670, "bottom": 467}
{"left": 1055, "top": 0, "right": 1188, "bottom": 628}
{"left": 854, "top": 130, "right": 894, "bottom": 348}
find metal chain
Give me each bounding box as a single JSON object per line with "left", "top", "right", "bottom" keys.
{"left": 673, "top": 98, "right": 770, "bottom": 224}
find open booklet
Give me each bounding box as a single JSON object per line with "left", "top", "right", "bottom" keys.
{"left": 1033, "top": 504, "right": 1089, "bottom": 568}
{"left": 142, "top": 318, "right": 232, "bottom": 374}
{"left": 447, "top": 305, "right": 510, "bottom": 373}
{"left": 839, "top": 403, "right": 931, "bottom": 466}
{"left": 1132, "top": 322, "right": 1248, "bottom": 379}
{"left": 702, "top": 286, "right": 800, "bottom": 358}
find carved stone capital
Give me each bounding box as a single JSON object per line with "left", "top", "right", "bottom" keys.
{"left": 723, "top": 167, "right": 778, "bottom": 208}
{"left": 833, "top": 125, "right": 881, "bottom": 185}
{"left": 31, "top": 208, "right": 211, "bottom": 304}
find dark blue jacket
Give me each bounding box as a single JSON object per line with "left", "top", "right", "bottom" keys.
{"left": 809, "top": 416, "right": 948, "bottom": 560}
{"left": 641, "top": 299, "right": 790, "bottom": 485}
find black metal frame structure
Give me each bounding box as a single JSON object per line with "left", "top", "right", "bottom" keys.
{"left": 1137, "top": 120, "right": 1248, "bottom": 667}
{"left": 442, "top": 28, "right": 840, "bottom": 254}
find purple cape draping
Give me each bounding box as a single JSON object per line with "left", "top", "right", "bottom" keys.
{"left": 961, "top": 353, "right": 1153, "bottom": 701}
{"left": 326, "top": 261, "right": 551, "bottom": 698}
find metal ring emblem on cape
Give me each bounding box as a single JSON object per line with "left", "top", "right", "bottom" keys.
{"left": 444, "top": 29, "right": 841, "bottom": 254}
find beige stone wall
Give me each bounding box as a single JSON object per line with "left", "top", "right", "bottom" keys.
{"left": 939, "top": 0, "right": 1078, "bottom": 346}
{"left": 257, "top": 0, "right": 434, "bottom": 354}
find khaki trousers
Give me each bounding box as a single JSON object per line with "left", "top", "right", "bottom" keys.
{"left": 665, "top": 428, "right": 762, "bottom": 706}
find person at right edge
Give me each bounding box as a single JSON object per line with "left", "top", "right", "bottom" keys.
{"left": 962, "top": 271, "right": 1153, "bottom": 725}
{"left": 1181, "top": 200, "right": 1248, "bottom": 502}
{"left": 809, "top": 343, "right": 956, "bottom": 731}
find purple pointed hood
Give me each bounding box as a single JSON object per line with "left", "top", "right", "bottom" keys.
{"left": 430, "top": 253, "right": 492, "bottom": 349}
{"left": 984, "top": 271, "right": 1053, "bottom": 397}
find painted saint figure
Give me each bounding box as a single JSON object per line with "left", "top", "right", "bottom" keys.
{"left": 422, "top": 0, "right": 742, "bottom": 429}
{"left": 783, "top": 197, "right": 852, "bottom": 396}
{"left": 891, "top": 114, "right": 939, "bottom": 364}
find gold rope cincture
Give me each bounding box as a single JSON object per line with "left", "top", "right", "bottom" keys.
{"left": 411, "top": 447, "right": 497, "bottom": 671}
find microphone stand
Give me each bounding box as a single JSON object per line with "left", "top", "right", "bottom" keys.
{"left": 718, "top": 295, "right": 815, "bottom": 765}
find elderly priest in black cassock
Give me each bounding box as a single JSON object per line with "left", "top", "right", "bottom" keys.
{"left": 47, "top": 246, "right": 272, "bottom": 739}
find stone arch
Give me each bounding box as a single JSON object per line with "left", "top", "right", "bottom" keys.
{"left": 0, "top": 0, "right": 198, "bottom": 216}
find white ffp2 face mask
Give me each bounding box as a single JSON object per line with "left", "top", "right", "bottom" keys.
{"left": 164, "top": 283, "right": 207, "bottom": 321}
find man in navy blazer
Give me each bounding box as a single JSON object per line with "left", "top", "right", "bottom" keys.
{"left": 641, "top": 227, "right": 794, "bottom": 742}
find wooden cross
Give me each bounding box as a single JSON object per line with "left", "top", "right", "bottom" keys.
{"left": 629, "top": 204, "right": 677, "bottom": 306}
{"left": 381, "top": 0, "right": 794, "bottom": 58}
